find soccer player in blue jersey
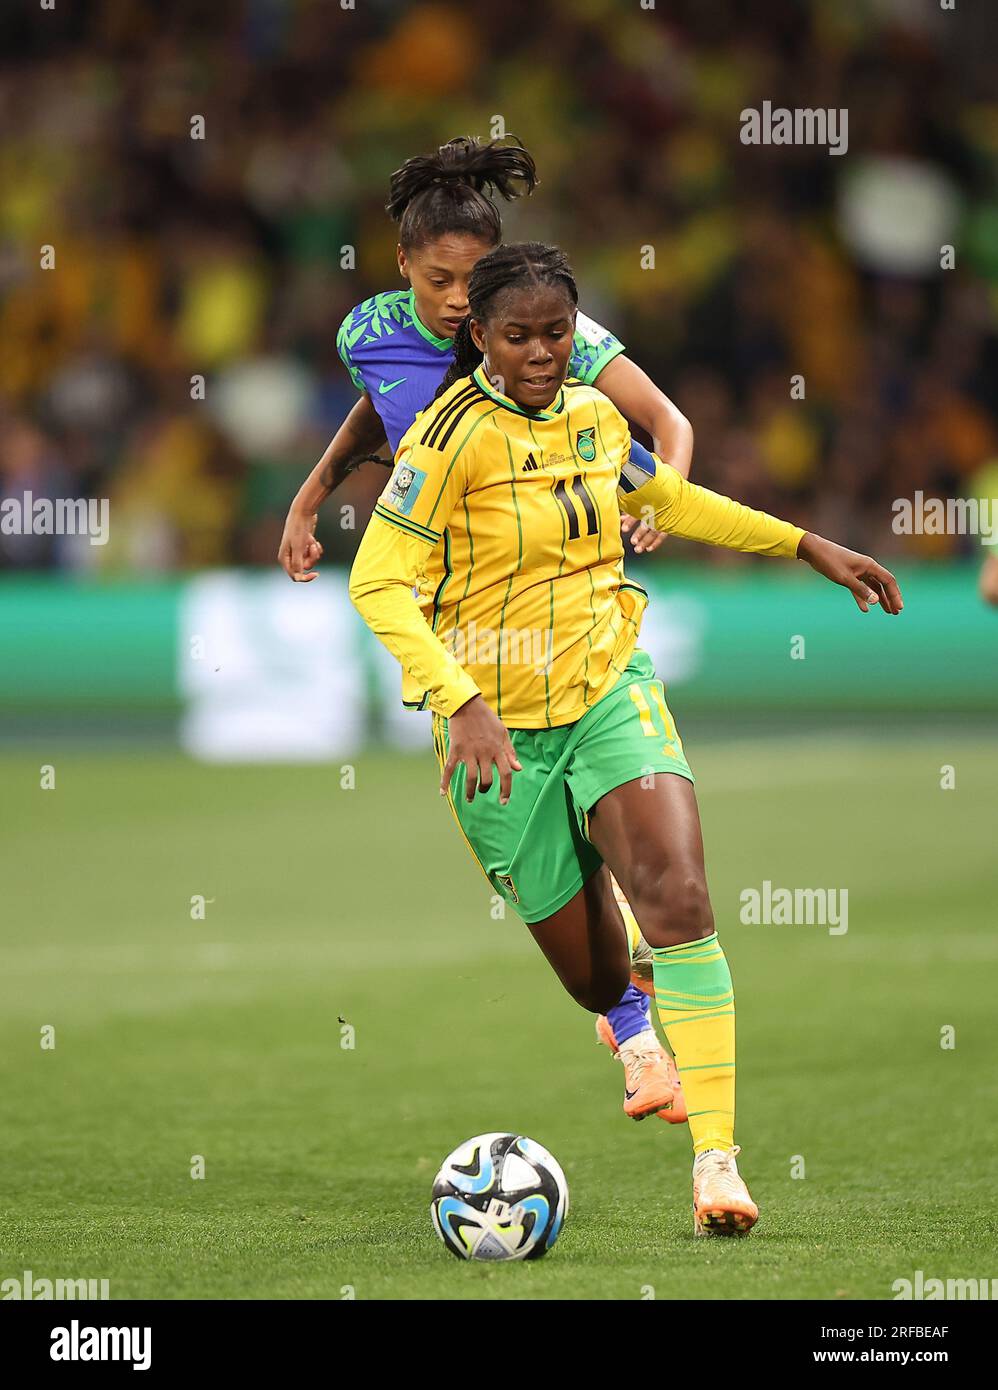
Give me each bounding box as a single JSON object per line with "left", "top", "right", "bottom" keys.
{"left": 278, "top": 137, "right": 696, "bottom": 1125}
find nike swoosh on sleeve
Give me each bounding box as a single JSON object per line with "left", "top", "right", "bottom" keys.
{"left": 378, "top": 377, "right": 408, "bottom": 394}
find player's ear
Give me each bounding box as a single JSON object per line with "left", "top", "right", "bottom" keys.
{"left": 469, "top": 318, "right": 487, "bottom": 354}
{"left": 397, "top": 244, "right": 409, "bottom": 281}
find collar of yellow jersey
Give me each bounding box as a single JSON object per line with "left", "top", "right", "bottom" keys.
{"left": 472, "top": 364, "right": 565, "bottom": 420}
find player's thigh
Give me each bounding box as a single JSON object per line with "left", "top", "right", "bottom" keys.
{"left": 587, "top": 773, "right": 714, "bottom": 946}
{"left": 563, "top": 647, "right": 704, "bottom": 922}
{"left": 525, "top": 866, "right": 631, "bottom": 1014}
{"left": 564, "top": 648, "right": 693, "bottom": 840}
{"left": 563, "top": 648, "right": 710, "bottom": 945}
{"left": 587, "top": 770, "right": 707, "bottom": 886}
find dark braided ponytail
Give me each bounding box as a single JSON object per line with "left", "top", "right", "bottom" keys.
{"left": 387, "top": 136, "right": 538, "bottom": 251}
{"left": 434, "top": 243, "right": 579, "bottom": 400}
{"left": 440, "top": 318, "right": 483, "bottom": 395}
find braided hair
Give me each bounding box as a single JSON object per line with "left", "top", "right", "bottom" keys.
{"left": 387, "top": 136, "right": 538, "bottom": 251}
{"left": 435, "top": 243, "right": 579, "bottom": 400}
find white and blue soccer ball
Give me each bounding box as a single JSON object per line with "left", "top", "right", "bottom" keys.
{"left": 430, "top": 1132, "right": 569, "bottom": 1261}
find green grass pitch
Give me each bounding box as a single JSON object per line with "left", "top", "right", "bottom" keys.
{"left": 0, "top": 732, "right": 995, "bottom": 1300}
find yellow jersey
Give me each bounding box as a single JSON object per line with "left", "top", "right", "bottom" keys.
{"left": 350, "top": 365, "right": 804, "bottom": 728}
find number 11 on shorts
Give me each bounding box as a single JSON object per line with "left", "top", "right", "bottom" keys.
{"left": 628, "top": 682, "right": 683, "bottom": 755}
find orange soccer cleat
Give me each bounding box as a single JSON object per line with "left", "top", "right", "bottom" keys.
{"left": 595, "top": 1015, "right": 687, "bottom": 1123}
{"left": 654, "top": 1049, "right": 688, "bottom": 1125}
{"left": 692, "top": 1146, "right": 759, "bottom": 1236}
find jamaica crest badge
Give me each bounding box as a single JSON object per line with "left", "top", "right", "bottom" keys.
{"left": 576, "top": 427, "right": 597, "bottom": 463}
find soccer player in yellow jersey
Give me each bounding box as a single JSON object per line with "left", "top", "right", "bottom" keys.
{"left": 349, "top": 243, "right": 903, "bottom": 1235}
{"left": 281, "top": 136, "right": 689, "bottom": 1123}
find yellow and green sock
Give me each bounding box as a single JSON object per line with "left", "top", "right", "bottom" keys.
{"left": 652, "top": 931, "right": 736, "bottom": 1155}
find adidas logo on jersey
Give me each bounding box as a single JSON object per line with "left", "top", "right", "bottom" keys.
{"left": 522, "top": 453, "right": 540, "bottom": 472}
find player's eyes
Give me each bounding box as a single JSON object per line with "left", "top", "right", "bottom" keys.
{"left": 505, "top": 330, "right": 565, "bottom": 344}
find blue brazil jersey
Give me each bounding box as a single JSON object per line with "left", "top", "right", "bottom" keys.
{"left": 337, "top": 287, "right": 626, "bottom": 452}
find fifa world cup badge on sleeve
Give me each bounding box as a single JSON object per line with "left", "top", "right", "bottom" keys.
{"left": 387, "top": 453, "right": 428, "bottom": 516}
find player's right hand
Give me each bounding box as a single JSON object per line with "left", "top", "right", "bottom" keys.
{"left": 441, "top": 695, "right": 522, "bottom": 806}
{"left": 278, "top": 508, "right": 323, "bottom": 582}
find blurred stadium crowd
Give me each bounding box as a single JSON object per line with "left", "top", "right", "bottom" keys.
{"left": 2, "top": 0, "right": 997, "bottom": 573}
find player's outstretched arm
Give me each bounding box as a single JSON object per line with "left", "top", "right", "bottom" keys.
{"left": 621, "top": 443, "right": 903, "bottom": 614}
{"left": 621, "top": 442, "right": 803, "bottom": 557}
{"left": 278, "top": 394, "right": 388, "bottom": 582}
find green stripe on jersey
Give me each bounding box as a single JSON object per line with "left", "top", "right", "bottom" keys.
{"left": 425, "top": 405, "right": 500, "bottom": 528}
{"left": 372, "top": 505, "right": 440, "bottom": 546}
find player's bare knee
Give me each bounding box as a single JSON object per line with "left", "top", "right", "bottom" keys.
{"left": 625, "top": 860, "right": 667, "bottom": 918}
{"left": 665, "top": 874, "right": 714, "bottom": 945}
{"left": 631, "top": 870, "right": 713, "bottom": 949}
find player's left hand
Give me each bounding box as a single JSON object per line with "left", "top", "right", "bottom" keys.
{"left": 620, "top": 514, "right": 666, "bottom": 554}
{"left": 797, "top": 533, "right": 903, "bottom": 614}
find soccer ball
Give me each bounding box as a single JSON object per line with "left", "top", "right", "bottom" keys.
{"left": 430, "top": 1132, "right": 569, "bottom": 1261}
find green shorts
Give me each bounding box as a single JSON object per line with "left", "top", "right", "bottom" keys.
{"left": 432, "top": 649, "right": 694, "bottom": 923}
